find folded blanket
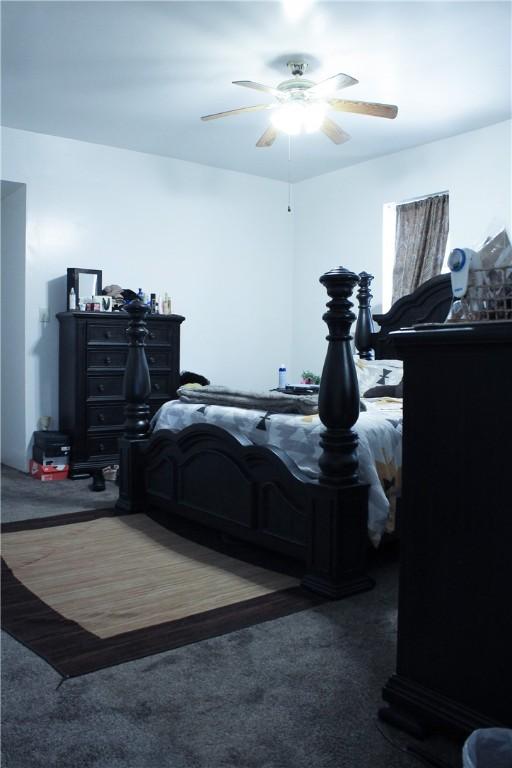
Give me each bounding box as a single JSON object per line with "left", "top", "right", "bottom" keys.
{"left": 177, "top": 384, "right": 319, "bottom": 415}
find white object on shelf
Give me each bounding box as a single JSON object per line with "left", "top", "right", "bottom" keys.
{"left": 462, "top": 728, "right": 512, "bottom": 768}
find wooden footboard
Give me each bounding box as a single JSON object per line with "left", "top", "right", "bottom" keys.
{"left": 142, "top": 425, "right": 371, "bottom": 597}
{"left": 116, "top": 267, "right": 374, "bottom": 598}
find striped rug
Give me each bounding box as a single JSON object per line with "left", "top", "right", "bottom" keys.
{"left": 1, "top": 510, "right": 321, "bottom": 677}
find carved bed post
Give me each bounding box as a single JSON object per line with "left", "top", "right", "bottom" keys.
{"left": 303, "top": 267, "right": 372, "bottom": 595}
{"left": 318, "top": 267, "right": 361, "bottom": 485}
{"left": 302, "top": 267, "right": 372, "bottom": 598}
{"left": 355, "top": 271, "right": 375, "bottom": 360}
{"left": 115, "top": 300, "right": 152, "bottom": 514}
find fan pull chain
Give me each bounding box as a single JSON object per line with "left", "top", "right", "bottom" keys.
{"left": 287, "top": 135, "right": 292, "bottom": 213}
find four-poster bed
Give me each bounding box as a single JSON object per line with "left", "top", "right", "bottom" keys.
{"left": 115, "top": 268, "right": 452, "bottom": 598}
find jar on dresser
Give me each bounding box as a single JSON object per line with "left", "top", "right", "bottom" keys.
{"left": 57, "top": 309, "right": 185, "bottom": 479}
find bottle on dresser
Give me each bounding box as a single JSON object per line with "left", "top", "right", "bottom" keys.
{"left": 161, "top": 293, "right": 172, "bottom": 315}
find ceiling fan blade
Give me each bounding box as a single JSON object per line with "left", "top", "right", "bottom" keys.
{"left": 201, "top": 104, "right": 274, "bottom": 121}
{"left": 329, "top": 99, "right": 398, "bottom": 119}
{"left": 232, "top": 80, "right": 281, "bottom": 98}
{"left": 321, "top": 117, "right": 351, "bottom": 145}
{"left": 256, "top": 125, "right": 279, "bottom": 148}
{"left": 307, "top": 72, "right": 359, "bottom": 96}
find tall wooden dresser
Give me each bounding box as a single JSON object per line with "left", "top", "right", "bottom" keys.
{"left": 381, "top": 321, "right": 512, "bottom": 736}
{"left": 57, "top": 310, "right": 184, "bottom": 478}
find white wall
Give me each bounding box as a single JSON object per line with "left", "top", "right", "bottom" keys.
{"left": 2, "top": 120, "right": 511, "bottom": 471}
{"left": 1, "top": 182, "right": 27, "bottom": 470}
{"left": 1, "top": 128, "right": 293, "bottom": 469}
{"left": 291, "top": 120, "right": 512, "bottom": 382}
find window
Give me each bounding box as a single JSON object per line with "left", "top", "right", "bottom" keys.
{"left": 382, "top": 192, "right": 450, "bottom": 312}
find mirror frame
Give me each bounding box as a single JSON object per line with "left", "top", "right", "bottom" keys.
{"left": 67, "top": 268, "right": 103, "bottom": 307}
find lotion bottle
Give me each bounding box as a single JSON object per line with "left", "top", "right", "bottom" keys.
{"left": 69, "top": 287, "right": 76, "bottom": 311}
{"left": 278, "top": 365, "right": 287, "bottom": 389}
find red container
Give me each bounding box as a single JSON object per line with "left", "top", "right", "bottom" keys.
{"left": 29, "top": 459, "right": 69, "bottom": 481}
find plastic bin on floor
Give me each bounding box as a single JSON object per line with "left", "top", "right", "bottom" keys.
{"left": 462, "top": 728, "right": 512, "bottom": 768}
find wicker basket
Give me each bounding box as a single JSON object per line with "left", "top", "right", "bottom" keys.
{"left": 458, "top": 266, "right": 512, "bottom": 321}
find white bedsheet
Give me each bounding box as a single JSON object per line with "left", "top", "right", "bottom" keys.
{"left": 152, "top": 398, "right": 402, "bottom": 545}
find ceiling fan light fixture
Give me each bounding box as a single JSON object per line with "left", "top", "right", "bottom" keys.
{"left": 282, "top": 0, "right": 314, "bottom": 22}
{"left": 271, "top": 101, "right": 326, "bottom": 135}
{"left": 201, "top": 61, "right": 398, "bottom": 147}
{"left": 303, "top": 102, "right": 326, "bottom": 132}
{"left": 271, "top": 102, "right": 304, "bottom": 135}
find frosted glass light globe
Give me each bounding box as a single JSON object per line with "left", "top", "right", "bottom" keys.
{"left": 271, "top": 103, "right": 304, "bottom": 135}
{"left": 271, "top": 101, "right": 326, "bottom": 135}
{"left": 303, "top": 102, "right": 326, "bottom": 132}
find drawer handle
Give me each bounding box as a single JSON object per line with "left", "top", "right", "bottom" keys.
{"left": 97, "top": 414, "right": 105, "bottom": 423}
{"left": 97, "top": 383, "right": 105, "bottom": 393}
{"left": 104, "top": 331, "right": 112, "bottom": 339}
{"left": 99, "top": 443, "right": 105, "bottom": 452}
{"left": 149, "top": 356, "right": 156, "bottom": 364}
{"left": 149, "top": 332, "right": 156, "bottom": 340}
{"left": 104, "top": 356, "right": 112, "bottom": 366}
{"left": 153, "top": 383, "right": 161, "bottom": 392}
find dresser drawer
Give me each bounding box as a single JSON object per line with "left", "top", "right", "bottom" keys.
{"left": 87, "top": 348, "right": 172, "bottom": 371}
{"left": 88, "top": 349, "right": 127, "bottom": 369}
{"left": 87, "top": 374, "right": 172, "bottom": 400}
{"left": 87, "top": 323, "right": 127, "bottom": 344}
{"left": 146, "top": 349, "right": 172, "bottom": 368}
{"left": 87, "top": 403, "right": 125, "bottom": 429}
{"left": 87, "top": 375, "right": 123, "bottom": 398}
{"left": 88, "top": 400, "right": 165, "bottom": 426}
{"left": 146, "top": 323, "right": 176, "bottom": 346}
{"left": 149, "top": 376, "right": 174, "bottom": 398}
{"left": 87, "top": 433, "right": 120, "bottom": 460}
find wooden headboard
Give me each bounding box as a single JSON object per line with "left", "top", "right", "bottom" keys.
{"left": 355, "top": 273, "right": 452, "bottom": 360}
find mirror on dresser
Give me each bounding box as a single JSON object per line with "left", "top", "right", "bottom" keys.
{"left": 66, "top": 268, "right": 103, "bottom": 306}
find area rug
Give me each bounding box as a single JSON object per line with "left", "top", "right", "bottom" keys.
{"left": 1, "top": 509, "right": 322, "bottom": 678}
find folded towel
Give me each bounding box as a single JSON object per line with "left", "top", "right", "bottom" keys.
{"left": 177, "top": 384, "right": 319, "bottom": 415}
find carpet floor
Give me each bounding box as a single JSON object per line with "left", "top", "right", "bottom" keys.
{"left": 1, "top": 465, "right": 463, "bottom": 768}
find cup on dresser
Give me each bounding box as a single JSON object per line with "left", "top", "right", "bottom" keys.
{"left": 94, "top": 295, "right": 113, "bottom": 312}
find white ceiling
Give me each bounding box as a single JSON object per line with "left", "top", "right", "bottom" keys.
{"left": 2, "top": 1, "right": 511, "bottom": 182}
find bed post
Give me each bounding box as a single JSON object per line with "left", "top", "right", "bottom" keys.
{"left": 317, "top": 267, "right": 361, "bottom": 485}
{"left": 302, "top": 267, "right": 373, "bottom": 598}
{"left": 115, "top": 300, "right": 152, "bottom": 514}
{"left": 355, "top": 271, "right": 375, "bottom": 360}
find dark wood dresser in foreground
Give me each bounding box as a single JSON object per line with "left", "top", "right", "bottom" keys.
{"left": 57, "top": 310, "right": 184, "bottom": 478}
{"left": 380, "top": 321, "right": 512, "bottom": 737}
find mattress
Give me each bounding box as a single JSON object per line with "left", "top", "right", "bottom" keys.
{"left": 151, "top": 398, "right": 402, "bottom": 545}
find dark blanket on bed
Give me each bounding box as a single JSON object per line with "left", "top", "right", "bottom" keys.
{"left": 177, "top": 385, "right": 319, "bottom": 415}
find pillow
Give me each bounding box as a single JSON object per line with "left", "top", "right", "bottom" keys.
{"left": 353, "top": 357, "right": 403, "bottom": 395}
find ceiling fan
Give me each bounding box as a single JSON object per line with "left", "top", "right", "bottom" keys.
{"left": 201, "top": 61, "right": 398, "bottom": 147}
